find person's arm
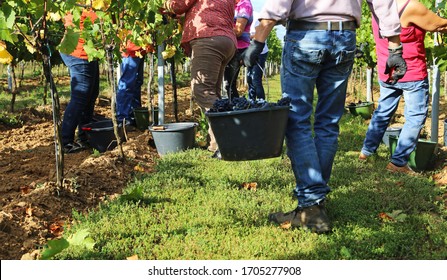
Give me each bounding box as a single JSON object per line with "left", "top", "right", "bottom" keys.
{"left": 401, "top": 0, "right": 447, "bottom": 32}
{"left": 243, "top": 19, "right": 276, "bottom": 67}
{"left": 164, "top": 0, "right": 196, "bottom": 15}
{"left": 252, "top": 19, "right": 276, "bottom": 43}
{"left": 234, "top": 18, "right": 248, "bottom": 37}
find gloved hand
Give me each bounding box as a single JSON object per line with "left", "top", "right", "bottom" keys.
{"left": 243, "top": 40, "right": 265, "bottom": 67}
{"left": 384, "top": 46, "right": 407, "bottom": 85}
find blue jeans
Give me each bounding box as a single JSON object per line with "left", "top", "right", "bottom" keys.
{"left": 117, "top": 56, "right": 145, "bottom": 123}
{"left": 247, "top": 51, "right": 268, "bottom": 100}
{"left": 282, "top": 29, "right": 356, "bottom": 208}
{"left": 361, "top": 78, "right": 429, "bottom": 166}
{"left": 223, "top": 48, "right": 246, "bottom": 100}
{"left": 60, "top": 53, "right": 99, "bottom": 145}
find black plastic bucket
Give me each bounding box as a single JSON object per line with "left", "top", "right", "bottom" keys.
{"left": 133, "top": 107, "right": 150, "bottom": 131}
{"left": 205, "top": 106, "right": 290, "bottom": 161}
{"left": 81, "top": 120, "right": 125, "bottom": 153}
{"left": 149, "top": 122, "right": 197, "bottom": 156}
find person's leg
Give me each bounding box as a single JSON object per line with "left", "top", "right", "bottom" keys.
{"left": 60, "top": 53, "right": 97, "bottom": 147}
{"left": 361, "top": 81, "right": 402, "bottom": 157}
{"left": 223, "top": 53, "right": 241, "bottom": 100}
{"left": 313, "top": 31, "right": 356, "bottom": 183}
{"left": 251, "top": 52, "right": 267, "bottom": 100}
{"left": 117, "top": 56, "right": 143, "bottom": 124}
{"left": 391, "top": 78, "right": 429, "bottom": 167}
{"left": 132, "top": 56, "right": 144, "bottom": 110}
{"left": 283, "top": 30, "right": 355, "bottom": 206}
{"left": 269, "top": 29, "right": 355, "bottom": 233}
{"left": 246, "top": 65, "right": 255, "bottom": 100}
{"left": 190, "top": 36, "right": 236, "bottom": 152}
{"left": 78, "top": 60, "right": 99, "bottom": 143}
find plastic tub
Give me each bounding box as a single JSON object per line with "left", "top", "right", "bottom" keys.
{"left": 149, "top": 122, "right": 197, "bottom": 156}
{"left": 205, "top": 106, "right": 290, "bottom": 161}
{"left": 81, "top": 120, "right": 125, "bottom": 153}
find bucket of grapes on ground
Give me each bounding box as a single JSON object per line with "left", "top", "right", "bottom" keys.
{"left": 205, "top": 97, "right": 291, "bottom": 161}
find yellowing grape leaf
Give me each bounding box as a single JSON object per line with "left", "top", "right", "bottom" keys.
{"left": 25, "top": 207, "right": 33, "bottom": 216}
{"left": 162, "top": 45, "right": 176, "bottom": 59}
{"left": 0, "top": 49, "right": 13, "bottom": 64}
{"left": 241, "top": 182, "right": 257, "bottom": 191}
{"left": 49, "top": 221, "right": 64, "bottom": 237}
{"left": 134, "top": 164, "right": 145, "bottom": 172}
{"left": 127, "top": 254, "right": 139, "bottom": 260}
{"left": 20, "top": 185, "right": 31, "bottom": 195}
{"left": 92, "top": 0, "right": 111, "bottom": 10}
{"left": 46, "top": 12, "right": 61, "bottom": 22}
{"left": 379, "top": 210, "right": 406, "bottom": 223}
{"left": 280, "top": 221, "right": 292, "bottom": 229}
{"left": 378, "top": 212, "right": 393, "bottom": 222}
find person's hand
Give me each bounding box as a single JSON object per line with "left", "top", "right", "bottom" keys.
{"left": 384, "top": 46, "right": 407, "bottom": 84}
{"left": 243, "top": 40, "right": 265, "bottom": 67}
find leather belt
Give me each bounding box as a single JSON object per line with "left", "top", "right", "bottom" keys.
{"left": 287, "top": 20, "right": 357, "bottom": 31}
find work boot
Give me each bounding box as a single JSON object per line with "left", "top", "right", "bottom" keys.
{"left": 268, "top": 203, "right": 331, "bottom": 233}
{"left": 386, "top": 162, "right": 417, "bottom": 175}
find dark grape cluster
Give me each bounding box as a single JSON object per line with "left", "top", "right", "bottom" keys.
{"left": 208, "top": 99, "right": 233, "bottom": 112}
{"left": 275, "top": 96, "right": 292, "bottom": 106}
{"left": 208, "top": 96, "right": 291, "bottom": 113}
{"left": 232, "top": 97, "right": 250, "bottom": 110}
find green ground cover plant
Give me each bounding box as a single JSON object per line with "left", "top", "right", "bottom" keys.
{"left": 48, "top": 76, "right": 447, "bottom": 260}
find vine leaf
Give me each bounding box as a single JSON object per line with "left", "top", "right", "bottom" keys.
{"left": 58, "top": 28, "right": 79, "bottom": 54}
{"left": 40, "top": 238, "right": 70, "bottom": 260}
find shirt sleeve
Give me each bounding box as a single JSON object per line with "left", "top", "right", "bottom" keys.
{"left": 367, "top": 0, "right": 401, "bottom": 38}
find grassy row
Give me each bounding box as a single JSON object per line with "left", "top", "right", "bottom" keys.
{"left": 51, "top": 75, "right": 447, "bottom": 260}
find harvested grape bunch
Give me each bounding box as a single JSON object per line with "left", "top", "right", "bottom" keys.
{"left": 208, "top": 96, "right": 291, "bottom": 113}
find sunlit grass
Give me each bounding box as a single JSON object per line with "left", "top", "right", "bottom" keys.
{"left": 53, "top": 74, "right": 447, "bottom": 260}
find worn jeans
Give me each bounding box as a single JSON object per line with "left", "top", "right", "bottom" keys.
{"left": 361, "top": 78, "right": 429, "bottom": 166}
{"left": 60, "top": 53, "right": 99, "bottom": 145}
{"left": 282, "top": 29, "right": 356, "bottom": 208}
{"left": 247, "top": 51, "right": 268, "bottom": 101}
{"left": 117, "top": 56, "right": 145, "bottom": 123}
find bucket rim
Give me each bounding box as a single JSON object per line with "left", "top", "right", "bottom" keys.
{"left": 149, "top": 122, "right": 198, "bottom": 132}
{"left": 205, "top": 105, "right": 290, "bottom": 117}
{"left": 81, "top": 119, "right": 115, "bottom": 132}
{"left": 389, "top": 135, "right": 437, "bottom": 145}
{"left": 345, "top": 101, "right": 373, "bottom": 109}
{"left": 133, "top": 107, "right": 149, "bottom": 112}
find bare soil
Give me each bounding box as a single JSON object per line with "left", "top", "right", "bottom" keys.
{"left": 0, "top": 85, "right": 198, "bottom": 260}
{"left": 0, "top": 80, "right": 446, "bottom": 260}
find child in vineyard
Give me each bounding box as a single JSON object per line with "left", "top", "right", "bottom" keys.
{"left": 359, "top": 0, "right": 447, "bottom": 174}
{"left": 243, "top": 0, "right": 406, "bottom": 233}
{"left": 163, "top": 0, "right": 237, "bottom": 159}
{"left": 60, "top": 7, "right": 100, "bottom": 153}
